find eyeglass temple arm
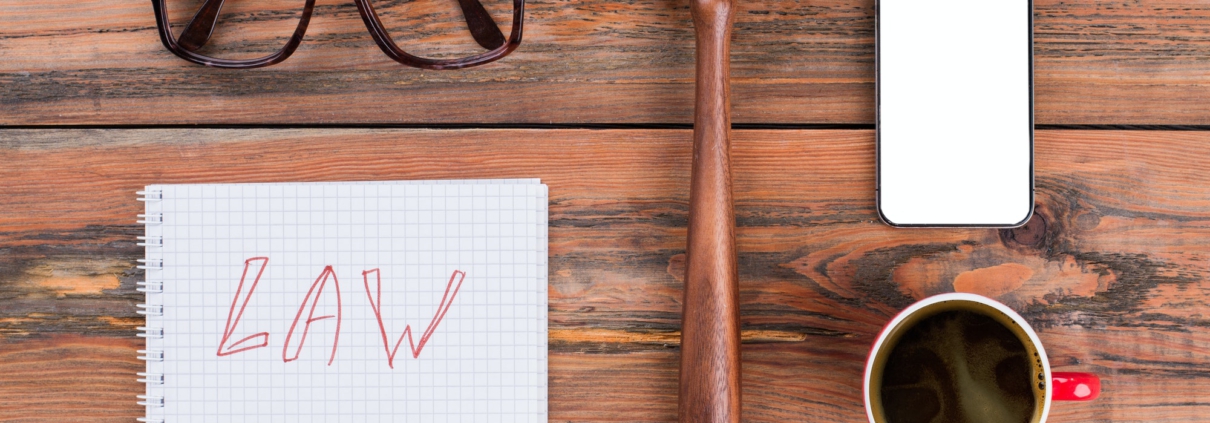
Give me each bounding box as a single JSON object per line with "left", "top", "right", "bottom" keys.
{"left": 176, "top": 0, "right": 226, "bottom": 51}
{"left": 455, "top": 0, "right": 506, "bottom": 50}
{"left": 174, "top": 0, "right": 504, "bottom": 52}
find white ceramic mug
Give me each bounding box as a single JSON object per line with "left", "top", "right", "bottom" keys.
{"left": 863, "top": 293, "right": 1100, "bottom": 423}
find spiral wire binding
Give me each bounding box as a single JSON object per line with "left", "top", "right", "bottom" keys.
{"left": 137, "top": 189, "right": 165, "bottom": 422}
{"left": 137, "top": 281, "right": 163, "bottom": 294}
{"left": 136, "top": 190, "right": 162, "bottom": 201}
{"left": 137, "top": 350, "right": 164, "bottom": 362}
{"left": 136, "top": 305, "right": 164, "bottom": 316}
{"left": 137, "top": 395, "right": 164, "bottom": 407}
{"left": 137, "top": 213, "right": 163, "bottom": 224}
{"left": 136, "top": 327, "right": 164, "bottom": 339}
{"left": 137, "top": 372, "right": 164, "bottom": 385}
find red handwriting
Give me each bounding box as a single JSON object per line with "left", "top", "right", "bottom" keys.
{"left": 362, "top": 269, "right": 467, "bottom": 368}
{"left": 216, "top": 257, "right": 270, "bottom": 356}
{"left": 216, "top": 258, "right": 465, "bottom": 367}
{"left": 282, "top": 266, "right": 342, "bottom": 366}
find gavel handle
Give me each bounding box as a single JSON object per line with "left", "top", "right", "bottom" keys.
{"left": 680, "top": 0, "right": 740, "bottom": 422}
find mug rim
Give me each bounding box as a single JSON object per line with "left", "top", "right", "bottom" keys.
{"left": 862, "top": 293, "right": 1053, "bottom": 423}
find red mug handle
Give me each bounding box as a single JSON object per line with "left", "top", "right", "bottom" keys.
{"left": 1051, "top": 372, "right": 1100, "bottom": 401}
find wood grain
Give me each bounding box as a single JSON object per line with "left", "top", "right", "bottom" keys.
{"left": 681, "top": 0, "right": 740, "bottom": 420}
{"left": 2, "top": 128, "right": 1209, "bottom": 421}
{"left": 0, "top": 335, "right": 143, "bottom": 423}
{"left": 3, "top": 0, "right": 1210, "bottom": 125}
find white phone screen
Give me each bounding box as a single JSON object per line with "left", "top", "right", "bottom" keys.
{"left": 877, "top": 0, "right": 1033, "bottom": 227}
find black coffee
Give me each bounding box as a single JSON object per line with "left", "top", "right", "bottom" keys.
{"left": 880, "top": 310, "right": 1036, "bottom": 423}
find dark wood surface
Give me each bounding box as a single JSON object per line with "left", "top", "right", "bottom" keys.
{"left": 4, "top": 0, "right": 1210, "bottom": 420}
{"left": 2, "top": 129, "right": 1209, "bottom": 422}
{"left": 4, "top": 0, "right": 1210, "bottom": 125}
{"left": 681, "top": 0, "right": 740, "bottom": 420}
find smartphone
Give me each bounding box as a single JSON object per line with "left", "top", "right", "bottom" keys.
{"left": 876, "top": 0, "right": 1033, "bottom": 227}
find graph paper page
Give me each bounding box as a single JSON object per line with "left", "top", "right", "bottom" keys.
{"left": 143, "top": 181, "right": 548, "bottom": 423}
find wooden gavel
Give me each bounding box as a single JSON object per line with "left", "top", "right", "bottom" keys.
{"left": 680, "top": 0, "right": 740, "bottom": 421}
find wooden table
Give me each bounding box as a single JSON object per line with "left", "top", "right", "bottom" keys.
{"left": 2, "top": 1, "right": 1208, "bottom": 421}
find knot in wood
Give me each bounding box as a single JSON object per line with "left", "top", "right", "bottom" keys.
{"left": 1000, "top": 210, "right": 1047, "bottom": 248}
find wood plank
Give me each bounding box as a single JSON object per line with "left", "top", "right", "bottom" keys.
{"left": 3, "top": 1, "right": 1210, "bottom": 125}
{"left": 2, "top": 128, "right": 1209, "bottom": 421}
{"left": 0, "top": 336, "right": 143, "bottom": 423}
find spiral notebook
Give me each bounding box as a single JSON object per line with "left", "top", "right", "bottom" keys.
{"left": 138, "top": 180, "right": 548, "bottom": 423}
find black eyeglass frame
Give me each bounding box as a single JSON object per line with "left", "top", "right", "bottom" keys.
{"left": 150, "top": 0, "right": 524, "bottom": 69}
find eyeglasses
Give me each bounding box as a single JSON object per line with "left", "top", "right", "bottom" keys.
{"left": 151, "top": 0, "right": 523, "bottom": 69}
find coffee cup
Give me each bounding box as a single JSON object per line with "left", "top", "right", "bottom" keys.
{"left": 863, "top": 293, "right": 1100, "bottom": 423}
